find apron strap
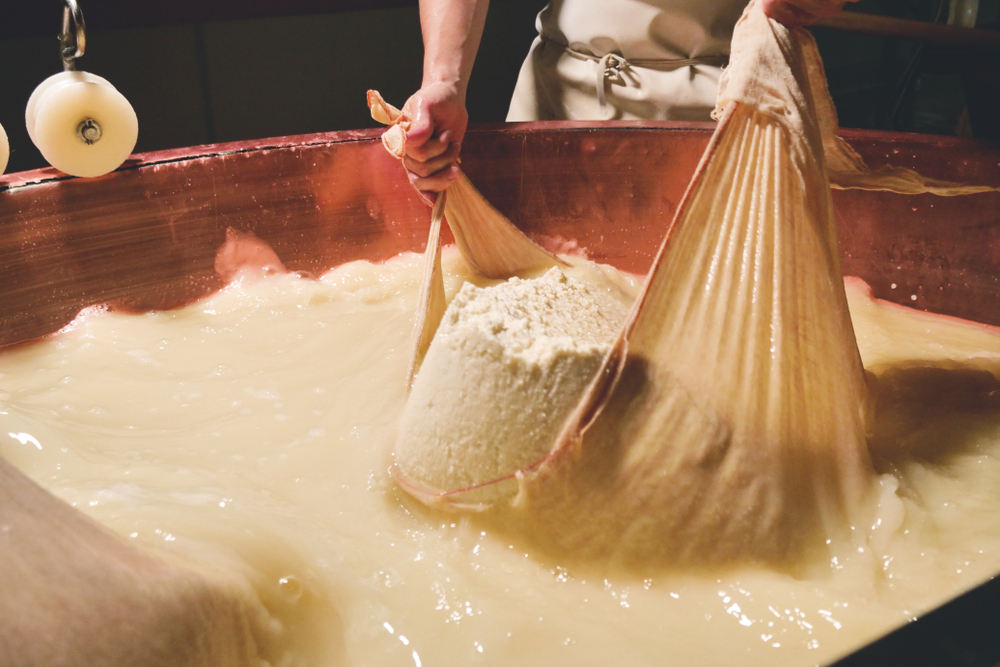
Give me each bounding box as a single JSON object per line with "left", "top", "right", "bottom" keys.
{"left": 596, "top": 54, "right": 628, "bottom": 116}
{"left": 541, "top": 34, "right": 730, "bottom": 118}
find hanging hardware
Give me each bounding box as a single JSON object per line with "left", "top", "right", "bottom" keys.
{"left": 60, "top": 0, "right": 86, "bottom": 72}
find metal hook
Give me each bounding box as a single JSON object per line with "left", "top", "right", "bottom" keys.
{"left": 60, "top": 0, "right": 86, "bottom": 71}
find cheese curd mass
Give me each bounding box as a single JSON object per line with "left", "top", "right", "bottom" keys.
{"left": 2, "top": 249, "right": 1000, "bottom": 666}
{"left": 396, "top": 267, "right": 630, "bottom": 502}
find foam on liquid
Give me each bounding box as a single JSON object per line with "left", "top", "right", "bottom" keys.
{"left": 2, "top": 249, "right": 1000, "bottom": 666}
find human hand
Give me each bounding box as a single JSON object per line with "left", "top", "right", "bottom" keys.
{"left": 760, "top": 0, "right": 858, "bottom": 28}
{"left": 401, "top": 81, "right": 468, "bottom": 202}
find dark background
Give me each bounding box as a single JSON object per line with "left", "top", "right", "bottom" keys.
{"left": 1, "top": 0, "right": 997, "bottom": 174}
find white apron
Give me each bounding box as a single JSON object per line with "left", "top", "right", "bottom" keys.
{"left": 507, "top": 0, "right": 749, "bottom": 121}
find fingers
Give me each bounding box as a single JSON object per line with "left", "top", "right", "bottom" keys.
{"left": 403, "top": 142, "right": 460, "bottom": 178}
{"left": 403, "top": 102, "right": 454, "bottom": 161}
{"left": 396, "top": 83, "right": 468, "bottom": 203}
{"left": 760, "top": 0, "right": 813, "bottom": 27}
{"left": 403, "top": 113, "right": 462, "bottom": 200}
{"left": 761, "top": 0, "right": 845, "bottom": 27}
{"left": 405, "top": 106, "right": 434, "bottom": 146}
{"left": 407, "top": 162, "right": 460, "bottom": 198}
{"left": 406, "top": 134, "right": 453, "bottom": 162}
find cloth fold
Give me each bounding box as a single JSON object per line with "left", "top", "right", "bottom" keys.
{"left": 716, "top": 10, "right": 995, "bottom": 196}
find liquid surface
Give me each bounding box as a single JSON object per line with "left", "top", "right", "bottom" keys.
{"left": 2, "top": 251, "right": 1000, "bottom": 666}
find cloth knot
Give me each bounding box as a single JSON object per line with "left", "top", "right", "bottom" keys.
{"left": 597, "top": 53, "right": 630, "bottom": 117}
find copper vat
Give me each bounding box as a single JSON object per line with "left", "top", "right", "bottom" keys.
{"left": 1, "top": 121, "right": 998, "bottom": 347}
{"left": 1, "top": 124, "right": 999, "bottom": 665}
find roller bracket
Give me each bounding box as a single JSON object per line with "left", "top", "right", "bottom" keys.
{"left": 60, "top": 0, "right": 86, "bottom": 71}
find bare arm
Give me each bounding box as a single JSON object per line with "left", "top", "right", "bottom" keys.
{"left": 761, "top": 0, "right": 859, "bottom": 28}
{"left": 402, "top": 0, "right": 490, "bottom": 198}
{"left": 400, "top": 0, "right": 850, "bottom": 200}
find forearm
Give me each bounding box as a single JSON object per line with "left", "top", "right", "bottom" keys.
{"left": 761, "top": 0, "right": 859, "bottom": 27}
{"left": 419, "top": 0, "right": 490, "bottom": 99}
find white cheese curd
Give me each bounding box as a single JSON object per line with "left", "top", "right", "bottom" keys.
{"left": 1, "top": 249, "right": 999, "bottom": 666}
{"left": 396, "top": 267, "right": 630, "bottom": 502}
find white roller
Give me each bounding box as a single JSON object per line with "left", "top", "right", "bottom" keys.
{"left": 26, "top": 71, "right": 137, "bottom": 178}
{"left": 0, "top": 121, "right": 8, "bottom": 175}
{"left": 25, "top": 71, "right": 112, "bottom": 143}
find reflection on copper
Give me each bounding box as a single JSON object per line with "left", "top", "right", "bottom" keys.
{"left": 1, "top": 122, "right": 998, "bottom": 349}
{"left": 213, "top": 228, "right": 290, "bottom": 283}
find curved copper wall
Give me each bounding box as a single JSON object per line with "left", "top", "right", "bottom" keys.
{"left": 1, "top": 122, "right": 998, "bottom": 349}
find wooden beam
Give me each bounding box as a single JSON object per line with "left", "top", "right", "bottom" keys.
{"left": 814, "top": 12, "right": 1000, "bottom": 50}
